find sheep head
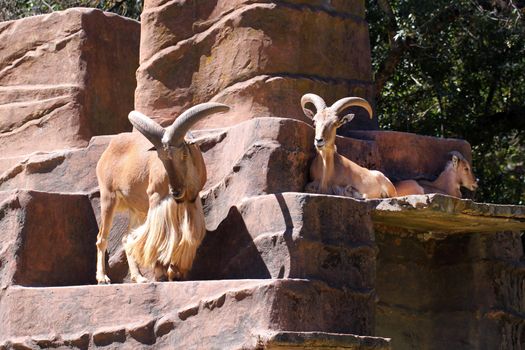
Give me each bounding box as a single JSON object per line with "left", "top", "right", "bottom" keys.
{"left": 448, "top": 151, "right": 479, "bottom": 191}
{"left": 128, "top": 102, "right": 230, "bottom": 200}
{"left": 301, "top": 94, "right": 373, "bottom": 150}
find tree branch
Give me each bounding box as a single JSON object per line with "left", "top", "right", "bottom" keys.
{"left": 374, "top": 0, "right": 410, "bottom": 101}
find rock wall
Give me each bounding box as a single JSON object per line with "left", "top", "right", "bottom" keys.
{"left": 135, "top": 0, "right": 378, "bottom": 131}
{"left": 0, "top": 8, "right": 139, "bottom": 158}
{"left": 1, "top": 2, "right": 524, "bottom": 350}
{"left": 370, "top": 195, "right": 525, "bottom": 350}
{"left": 0, "top": 191, "right": 97, "bottom": 288}
{"left": 0, "top": 117, "right": 473, "bottom": 285}
{"left": 0, "top": 280, "right": 388, "bottom": 349}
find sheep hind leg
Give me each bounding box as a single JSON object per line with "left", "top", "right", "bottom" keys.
{"left": 96, "top": 191, "right": 116, "bottom": 285}
{"left": 124, "top": 212, "right": 148, "bottom": 283}
{"left": 167, "top": 264, "right": 183, "bottom": 281}
{"left": 154, "top": 262, "right": 168, "bottom": 282}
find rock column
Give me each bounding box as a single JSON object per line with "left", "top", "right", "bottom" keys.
{"left": 135, "top": 0, "right": 378, "bottom": 130}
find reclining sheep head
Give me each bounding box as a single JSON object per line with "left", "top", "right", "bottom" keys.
{"left": 448, "top": 151, "right": 479, "bottom": 191}
{"left": 128, "top": 102, "right": 230, "bottom": 200}
{"left": 301, "top": 94, "right": 373, "bottom": 150}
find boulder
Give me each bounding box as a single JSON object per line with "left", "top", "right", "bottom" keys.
{"left": 348, "top": 130, "right": 472, "bottom": 181}
{"left": 0, "top": 135, "right": 111, "bottom": 193}
{"left": 0, "top": 8, "right": 139, "bottom": 157}
{"left": 0, "top": 118, "right": 476, "bottom": 288}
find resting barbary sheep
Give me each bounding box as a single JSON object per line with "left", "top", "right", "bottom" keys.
{"left": 302, "top": 93, "right": 397, "bottom": 199}
{"left": 395, "top": 151, "right": 478, "bottom": 197}
{"left": 95, "top": 102, "right": 229, "bottom": 284}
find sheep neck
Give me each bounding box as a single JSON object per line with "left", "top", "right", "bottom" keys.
{"left": 319, "top": 146, "right": 336, "bottom": 193}
{"left": 431, "top": 164, "right": 460, "bottom": 196}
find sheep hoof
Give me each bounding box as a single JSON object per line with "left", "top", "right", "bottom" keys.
{"left": 132, "top": 275, "right": 149, "bottom": 283}
{"left": 97, "top": 275, "right": 111, "bottom": 285}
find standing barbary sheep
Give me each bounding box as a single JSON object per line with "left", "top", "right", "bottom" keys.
{"left": 95, "top": 102, "right": 230, "bottom": 284}
{"left": 302, "top": 93, "right": 397, "bottom": 199}
{"left": 395, "top": 151, "right": 478, "bottom": 198}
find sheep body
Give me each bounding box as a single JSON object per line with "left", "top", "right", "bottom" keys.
{"left": 395, "top": 151, "right": 478, "bottom": 198}
{"left": 95, "top": 103, "right": 228, "bottom": 284}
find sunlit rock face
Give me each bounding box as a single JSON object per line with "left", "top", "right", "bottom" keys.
{"left": 135, "top": 0, "right": 377, "bottom": 131}
{"left": 1, "top": 1, "right": 525, "bottom": 349}
{"left": 370, "top": 194, "right": 525, "bottom": 350}
{"left": 0, "top": 8, "right": 139, "bottom": 157}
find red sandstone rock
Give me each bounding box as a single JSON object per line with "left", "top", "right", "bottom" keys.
{"left": 0, "top": 117, "right": 476, "bottom": 283}
{"left": 0, "top": 279, "right": 380, "bottom": 348}
{"left": 136, "top": 1, "right": 377, "bottom": 130}
{"left": 0, "top": 190, "right": 97, "bottom": 288}
{"left": 191, "top": 193, "right": 376, "bottom": 293}
{"left": 0, "top": 135, "right": 111, "bottom": 193}
{"left": 347, "top": 130, "right": 472, "bottom": 182}
{"left": 374, "top": 218, "right": 525, "bottom": 350}
{"left": 0, "top": 8, "right": 139, "bottom": 157}
{"left": 140, "top": 0, "right": 366, "bottom": 64}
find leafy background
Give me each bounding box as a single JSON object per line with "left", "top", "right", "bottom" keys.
{"left": 1, "top": 0, "right": 523, "bottom": 204}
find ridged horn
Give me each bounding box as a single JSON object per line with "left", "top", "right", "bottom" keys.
{"left": 163, "top": 102, "right": 230, "bottom": 146}
{"left": 128, "top": 111, "right": 165, "bottom": 148}
{"left": 331, "top": 97, "right": 373, "bottom": 119}
{"left": 301, "top": 93, "right": 327, "bottom": 117}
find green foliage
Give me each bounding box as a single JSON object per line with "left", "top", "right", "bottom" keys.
{"left": 368, "top": 0, "right": 525, "bottom": 204}
{"left": 0, "top": 0, "right": 142, "bottom": 21}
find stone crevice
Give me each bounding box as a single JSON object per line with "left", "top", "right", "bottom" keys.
{"left": 213, "top": 73, "right": 374, "bottom": 102}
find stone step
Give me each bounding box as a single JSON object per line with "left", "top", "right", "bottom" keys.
{"left": 0, "top": 189, "right": 376, "bottom": 292}
{"left": 0, "top": 279, "right": 380, "bottom": 349}
{"left": 256, "top": 331, "right": 391, "bottom": 349}
{"left": 371, "top": 194, "right": 525, "bottom": 235}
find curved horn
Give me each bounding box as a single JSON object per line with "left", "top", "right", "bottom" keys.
{"left": 330, "top": 97, "right": 373, "bottom": 119}
{"left": 163, "top": 102, "right": 230, "bottom": 146}
{"left": 128, "top": 111, "right": 165, "bottom": 148}
{"left": 301, "top": 93, "right": 327, "bottom": 118}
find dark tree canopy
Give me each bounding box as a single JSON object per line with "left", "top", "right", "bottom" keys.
{"left": 0, "top": 0, "right": 142, "bottom": 21}
{"left": 368, "top": 0, "right": 525, "bottom": 204}
{"left": 1, "top": 0, "right": 523, "bottom": 204}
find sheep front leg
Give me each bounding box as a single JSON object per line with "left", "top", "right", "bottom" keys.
{"left": 96, "top": 192, "right": 116, "bottom": 285}
{"left": 305, "top": 180, "right": 320, "bottom": 193}
{"left": 123, "top": 234, "right": 148, "bottom": 283}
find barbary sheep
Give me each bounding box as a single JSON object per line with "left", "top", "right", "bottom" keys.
{"left": 302, "top": 93, "right": 397, "bottom": 199}
{"left": 95, "top": 102, "right": 229, "bottom": 284}
{"left": 395, "top": 151, "right": 478, "bottom": 197}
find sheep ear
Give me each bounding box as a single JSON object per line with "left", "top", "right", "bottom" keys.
{"left": 338, "top": 113, "right": 355, "bottom": 125}
{"left": 302, "top": 107, "right": 316, "bottom": 119}
{"left": 452, "top": 155, "right": 459, "bottom": 168}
